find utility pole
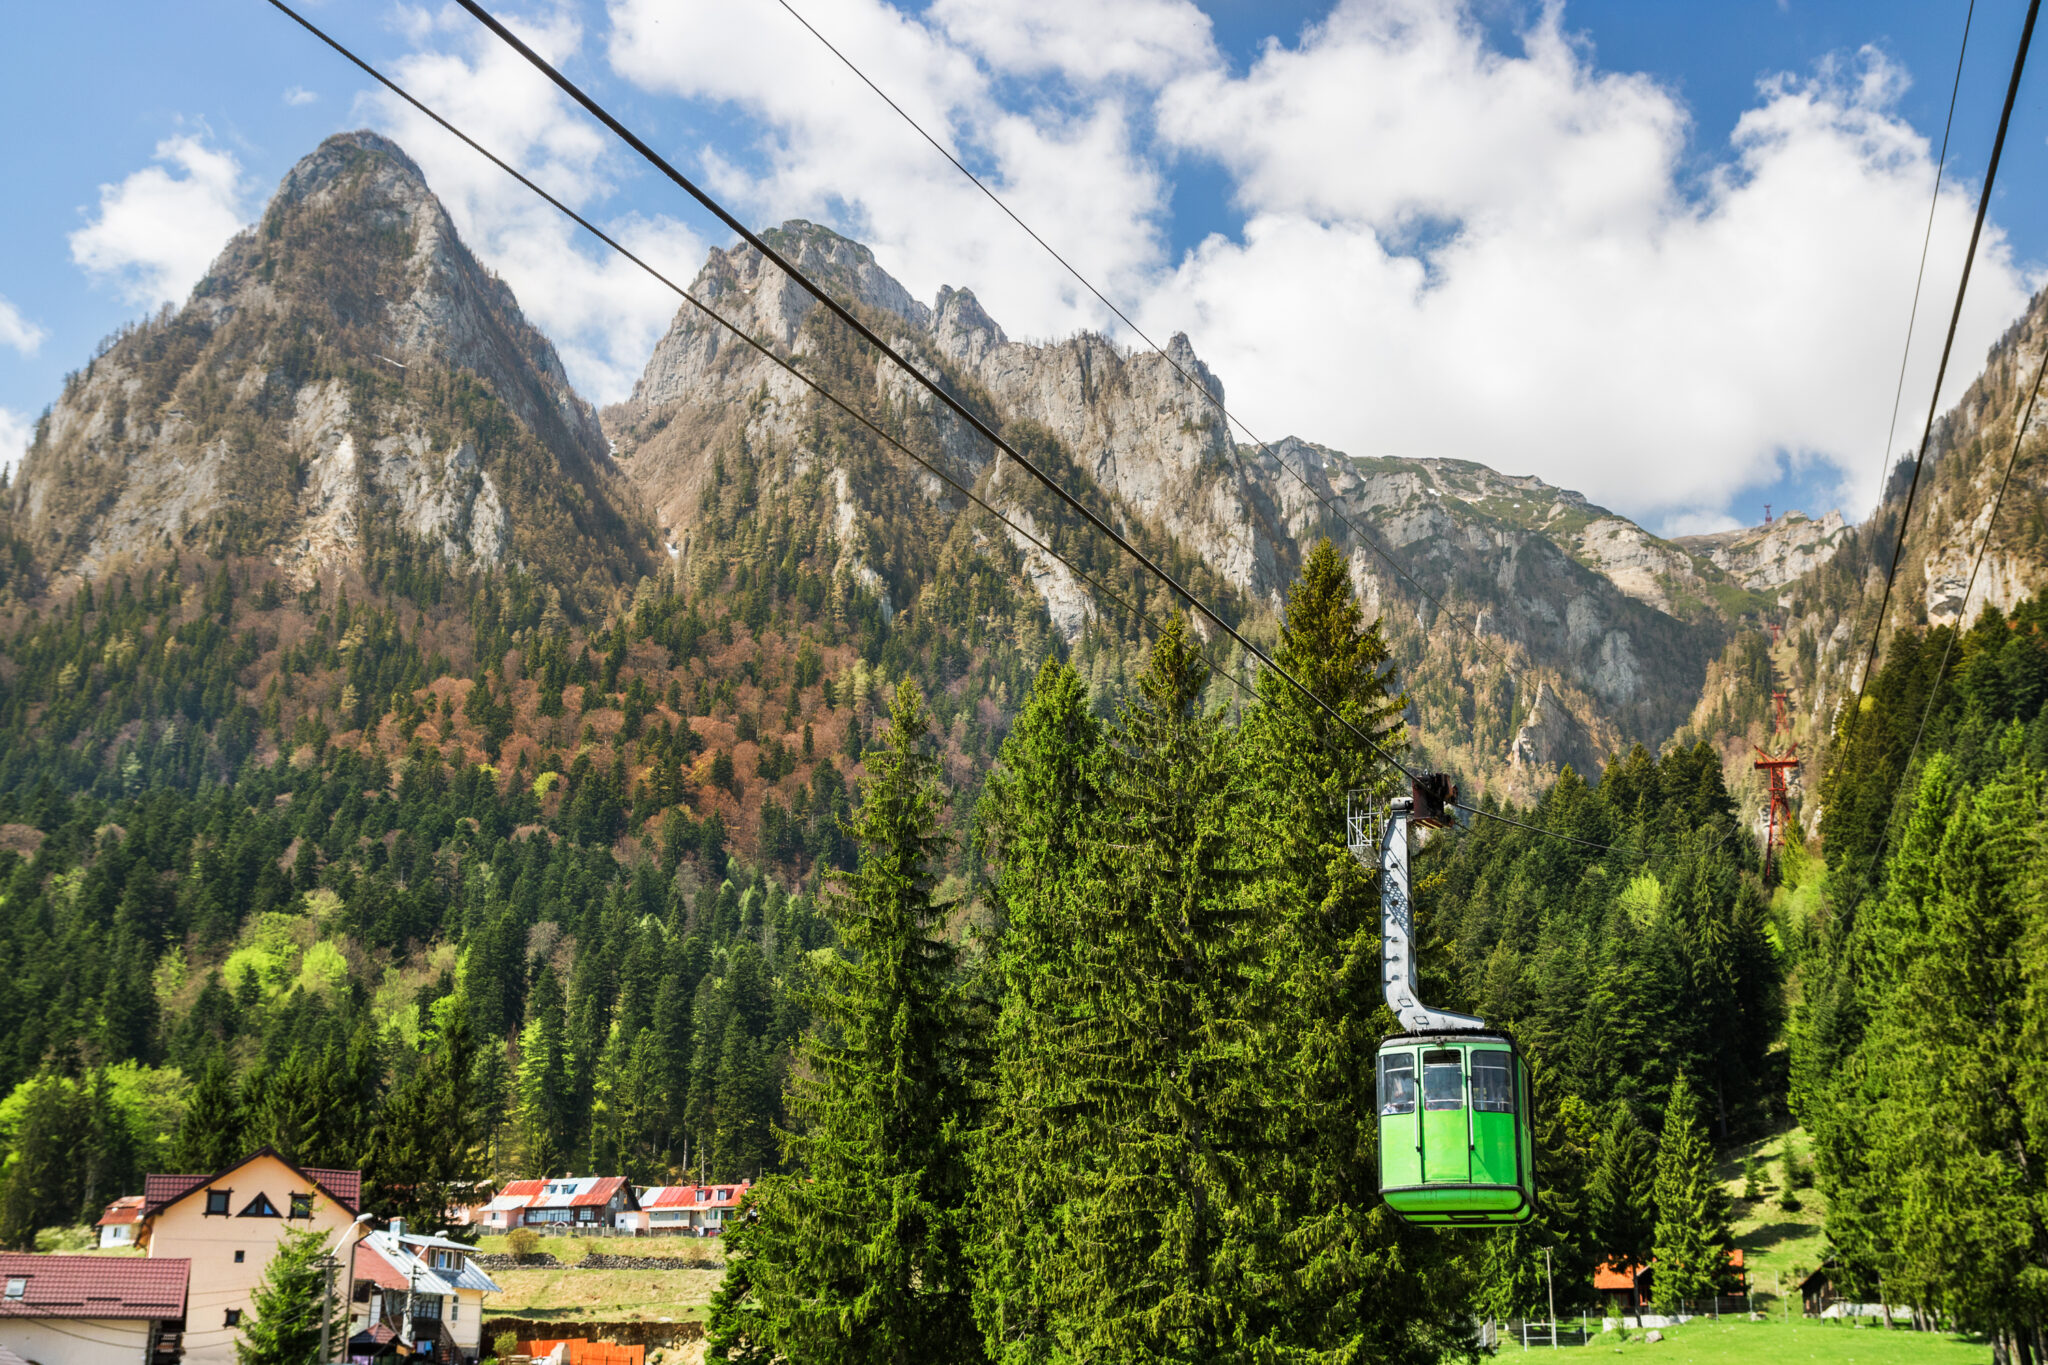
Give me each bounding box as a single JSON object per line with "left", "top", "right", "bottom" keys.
{"left": 1545, "top": 1247, "right": 1557, "bottom": 1347}
{"left": 315, "top": 1253, "right": 338, "bottom": 1365}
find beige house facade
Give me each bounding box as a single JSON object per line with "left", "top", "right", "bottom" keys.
{"left": 137, "top": 1149, "right": 363, "bottom": 1365}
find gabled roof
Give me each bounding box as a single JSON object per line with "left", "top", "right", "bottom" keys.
{"left": 96, "top": 1195, "right": 145, "bottom": 1228}
{"left": 141, "top": 1148, "right": 362, "bottom": 1217}
{"left": 0, "top": 1254, "right": 189, "bottom": 1319}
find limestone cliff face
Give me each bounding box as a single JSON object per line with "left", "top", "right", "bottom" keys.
{"left": 607, "top": 222, "right": 1740, "bottom": 790}
{"left": 9, "top": 131, "right": 654, "bottom": 604}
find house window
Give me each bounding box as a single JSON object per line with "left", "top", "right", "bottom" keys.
{"left": 415, "top": 1296, "right": 443, "bottom": 1320}
{"left": 205, "top": 1190, "right": 232, "bottom": 1216}
{"left": 289, "top": 1193, "right": 314, "bottom": 1220}
{"left": 452, "top": 1299, "right": 461, "bottom": 1321}
{"left": 238, "top": 1192, "right": 283, "bottom": 1218}
{"left": 234, "top": 1250, "right": 245, "bottom": 1264}
{"left": 4, "top": 1277, "right": 23, "bottom": 1300}
{"left": 224, "top": 1309, "right": 242, "bottom": 1328}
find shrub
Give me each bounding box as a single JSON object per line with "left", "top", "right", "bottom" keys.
{"left": 506, "top": 1227, "right": 540, "bottom": 1258}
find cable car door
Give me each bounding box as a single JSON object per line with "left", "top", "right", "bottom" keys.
{"left": 1420, "top": 1049, "right": 1470, "bottom": 1183}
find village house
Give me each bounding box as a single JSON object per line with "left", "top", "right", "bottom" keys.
{"left": 96, "top": 1196, "right": 145, "bottom": 1249}
{"left": 620, "top": 1183, "right": 750, "bottom": 1236}
{"left": 348, "top": 1222, "right": 502, "bottom": 1364}
{"left": 1593, "top": 1251, "right": 1747, "bottom": 1311}
{"left": 134, "top": 1148, "right": 365, "bottom": 1365}
{"left": 478, "top": 1176, "right": 637, "bottom": 1232}
{"left": 0, "top": 1254, "right": 189, "bottom": 1365}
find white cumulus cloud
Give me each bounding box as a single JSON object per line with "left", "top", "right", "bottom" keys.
{"left": 0, "top": 297, "right": 46, "bottom": 357}
{"left": 284, "top": 85, "right": 319, "bottom": 106}
{"left": 599, "top": 0, "right": 2032, "bottom": 531}
{"left": 363, "top": 5, "right": 705, "bottom": 404}
{"left": 69, "top": 131, "right": 250, "bottom": 308}
{"left": 0, "top": 408, "right": 32, "bottom": 481}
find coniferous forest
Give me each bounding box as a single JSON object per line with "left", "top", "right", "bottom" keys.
{"left": 0, "top": 487, "right": 2043, "bottom": 1360}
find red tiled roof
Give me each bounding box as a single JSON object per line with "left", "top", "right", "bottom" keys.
{"left": 501, "top": 1179, "right": 544, "bottom": 1197}
{"left": 305, "top": 1166, "right": 362, "bottom": 1211}
{"left": 141, "top": 1174, "right": 208, "bottom": 1213}
{"left": 353, "top": 1242, "right": 409, "bottom": 1292}
{"left": 96, "top": 1195, "right": 145, "bottom": 1228}
{"left": 141, "top": 1151, "right": 362, "bottom": 1216}
{"left": 0, "top": 1254, "right": 189, "bottom": 1319}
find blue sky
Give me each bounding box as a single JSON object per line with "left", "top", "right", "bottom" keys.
{"left": 3, "top": 0, "right": 2043, "bottom": 536}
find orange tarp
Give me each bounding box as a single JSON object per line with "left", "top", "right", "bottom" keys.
{"left": 518, "top": 1341, "right": 645, "bottom": 1365}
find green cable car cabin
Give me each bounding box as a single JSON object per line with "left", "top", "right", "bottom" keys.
{"left": 1352, "top": 779, "right": 1537, "bottom": 1226}
{"left": 1375, "top": 1033, "right": 1535, "bottom": 1225}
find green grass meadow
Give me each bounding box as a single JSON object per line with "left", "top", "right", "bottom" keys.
{"left": 1575, "top": 1316, "right": 1986, "bottom": 1365}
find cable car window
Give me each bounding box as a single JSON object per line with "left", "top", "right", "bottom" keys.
{"left": 1378, "top": 1053, "right": 1416, "bottom": 1115}
{"left": 1422, "top": 1050, "right": 1464, "bottom": 1110}
{"left": 1472, "top": 1052, "right": 1514, "bottom": 1113}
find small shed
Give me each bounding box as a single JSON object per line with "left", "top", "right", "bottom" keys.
{"left": 1800, "top": 1261, "right": 1840, "bottom": 1317}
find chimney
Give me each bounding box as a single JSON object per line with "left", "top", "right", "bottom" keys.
{"left": 389, "top": 1217, "right": 405, "bottom": 1240}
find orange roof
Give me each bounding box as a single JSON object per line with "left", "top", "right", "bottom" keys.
{"left": 1593, "top": 1261, "right": 1645, "bottom": 1290}
{"left": 96, "top": 1195, "right": 145, "bottom": 1227}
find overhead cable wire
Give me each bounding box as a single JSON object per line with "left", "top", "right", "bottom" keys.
{"left": 264, "top": 0, "right": 1619, "bottom": 854}
{"left": 765, "top": 0, "right": 1547, "bottom": 727}
{"left": 1843, "top": 0, "right": 2040, "bottom": 744}
{"left": 447, "top": 0, "right": 1624, "bottom": 852}
{"left": 1865, "top": 325, "right": 2048, "bottom": 886}
{"left": 1862, "top": 0, "right": 1977, "bottom": 531}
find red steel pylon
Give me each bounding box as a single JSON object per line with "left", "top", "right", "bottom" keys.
{"left": 1754, "top": 744, "right": 1800, "bottom": 878}
{"left": 1772, "top": 690, "right": 1790, "bottom": 732}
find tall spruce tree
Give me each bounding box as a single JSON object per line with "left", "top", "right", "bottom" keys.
{"left": 723, "top": 682, "right": 983, "bottom": 1364}
{"left": 970, "top": 656, "right": 1106, "bottom": 1361}
{"left": 1588, "top": 1104, "right": 1658, "bottom": 1271}
{"left": 171, "top": 1050, "right": 246, "bottom": 1173}
{"left": 517, "top": 965, "right": 573, "bottom": 1175}
{"left": 1232, "top": 538, "right": 1475, "bottom": 1360}
{"left": 1020, "top": 617, "right": 1258, "bottom": 1361}
{"left": 0, "top": 1075, "right": 83, "bottom": 1248}
{"left": 1650, "top": 1073, "right": 1726, "bottom": 1307}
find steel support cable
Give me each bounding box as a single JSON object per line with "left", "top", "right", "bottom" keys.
{"left": 266, "top": 0, "right": 1620, "bottom": 854}
{"left": 766, "top": 0, "right": 1544, "bottom": 720}
{"left": 1865, "top": 329, "right": 2048, "bottom": 886}
{"left": 1863, "top": 0, "right": 1978, "bottom": 543}
{"left": 1845, "top": 0, "right": 2040, "bottom": 745}
{"left": 263, "top": 0, "right": 1263, "bottom": 726}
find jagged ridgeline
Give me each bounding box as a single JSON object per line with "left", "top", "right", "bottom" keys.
{"left": 8, "top": 131, "right": 657, "bottom": 611}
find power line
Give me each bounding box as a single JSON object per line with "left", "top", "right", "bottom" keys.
{"left": 1865, "top": 322, "right": 2048, "bottom": 884}
{"left": 265, "top": 0, "right": 1619, "bottom": 853}
{"left": 448, "top": 0, "right": 1626, "bottom": 851}
{"left": 765, "top": 0, "right": 1547, "bottom": 725}
{"left": 1844, "top": 0, "right": 2040, "bottom": 740}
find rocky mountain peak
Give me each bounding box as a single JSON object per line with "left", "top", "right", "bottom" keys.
{"left": 9, "top": 129, "right": 651, "bottom": 602}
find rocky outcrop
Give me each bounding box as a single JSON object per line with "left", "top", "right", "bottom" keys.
{"left": 1673, "top": 510, "right": 1849, "bottom": 592}
{"left": 1509, "top": 682, "right": 1601, "bottom": 780}
{"left": 9, "top": 131, "right": 654, "bottom": 602}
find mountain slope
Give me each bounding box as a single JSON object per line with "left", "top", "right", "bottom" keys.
{"left": 8, "top": 131, "right": 657, "bottom": 612}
